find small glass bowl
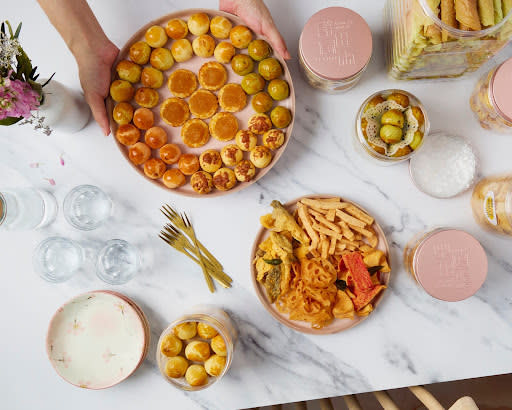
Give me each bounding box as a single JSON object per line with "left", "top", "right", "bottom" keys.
{"left": 156, "top": 306, "right": 236, "bottom": 391}
{"left": 354, "top": 89, "right": 430, "bottom": 165}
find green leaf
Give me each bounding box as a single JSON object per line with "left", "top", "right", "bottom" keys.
{"left": 263, "top": 258, "right": 282, "bottom": 266}
{"left": 41, "top": 72, "right": 55, "bottom": 88}
{"left": 5, "top": 20, "right": 13, "bottom": 38}
{"left": 0, "top": 117, "right": 22, "bottom": 126}
{"left": 14, "top": 22, "right": 22, "bottom": 39}
{"left": 1, "top": 22, "right": 5, "bottom": 36}
{"left": 15, "top": 47, "right": 33, "bottom": 80}
{"left": 367, "top": 265, "right": 384, "bottom": 276}
{"left": 335, "top": 279, "right": 347, "bottom": 291}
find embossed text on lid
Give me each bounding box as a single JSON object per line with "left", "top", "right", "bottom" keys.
{"left": 299, "top": 7, "right": 373, "bottom": 81}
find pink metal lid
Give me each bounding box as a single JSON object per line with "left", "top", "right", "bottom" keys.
{"left": 414, "top": 229, "right": 487, "bottom": 302}
{"left": 491, "top": 58, "right": 512, "bottom": 123}
{"left": 299, "top": 7, "right": 372, "bottom": 81}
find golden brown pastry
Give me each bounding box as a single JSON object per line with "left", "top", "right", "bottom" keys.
{"left": 204, "top": 355, "right": 226, "bottom": 377}
{"left": 113, "top": 102, "right": 134, "bottom": 125}
{"left": 213, "top": 168, "right": 237, "bottom": 191}
{"left": 141, "top": 67, "right": 164, "bottom": 89}
{"left": 234, "top": 159, "right": 256, "bottom": 182}
{"left": 160, "top": 143, "right": 182, "bottom": 164}
{"left": 209, "top": 112, "right": 239, "bottom": 141}
{"left": 185, "top": 364, "right": 208, "bottom": 386}
{"left": 165, "top": 356, "right": 189, "bottom": 378}
{"left": 185, "top": 341, "right": 211, "bottom": 362}
{"left": 165, "top": 18, "right": 188, "bottom": 40}
{"left": 145, "top": 126, "right": 167, "bottom": 149}
{"left": 235, "top": 129, "right": 257, "bottom": 151}
{"left": 198, "top": 62, "right": 228, "bottom": 91}
{"left": 411, "top": 106, "right": 425, "bottom": 126}
{"left": 248, "top": 113, "right": 272, "bottom": 134}
{"left": 262, "top": 129, "right": 285, "bottom": 150}
{"left": 218, "top": 83, "right": 247, "bottom": 112}
{"left": 178, "top": 154, "right": 200, "bottom": 175}
{"left": 116, "top": 124, "right": 140, "bottom": 146}
{"left": 455, "top": 0, "right": 482, "bottom": 30}
{"left": 210, "top": 335, "right": 227, "bottom": 356}
{"left": 197, "top": 323, "right": 218, "bottom": 339}
{"left": 134, "top": 87, "right": 159, "bottom": 108}
{"left": 270, "top": 106, "right": 292, "bottom": 128}
{"left": 214, "top": 41, "right": 236, "bottom": 64}
{"left": 110, "top": 80, "right": 135, "bottom": 102}
{"left": 181, "top": 118, "right": 210, "bottom": 148}
{"left": 128, "top": 142, "right": 151, "bottom": 165}
{"left": 220, "top": 144, "right": 243, "bottom": 166}
{"left": 150, "top": 48, "right": 175, "bottom": 71}
{"left": 145, "top": 25, "right": 168, "bottom": 48}
{"left": 173, "top": 322, "right": 197, "bottom": 340}
{"left": 229, "top": 25, "right": 253, "bottom": 48}
{"left": 168, "top": 69, "right": 198, "bottom": 98}
{"left": 188, "top": 89, "right": 218, "bottom": 119}
{"left": 250, "top": 145, "right": 272, "bottom": 168}
{"left": 210, "top": 16, "right": 232, "bottom": 39}
{"left": 386, "top": 92, "right": 410, "bottom": 107}
{"left": 116, "top": 60, "right": 142, "bottom": 83}
{"left": 441, "top": 0, "right": 458, "bottom": 41}
{"left": 192, "top": 34, "right": 216, "bottom": 58}
{"left": 144, "top": 158, "right": 167, "bottom": 179}
{"left": 251, "top": 91, "right": 273, "bottom": 113}
{"left": 199, "top": 150, "right": 223, "bottom": 173}
{"left": 162, "top": 169, "right": 186, "bottom": 189}
{"left": 171, "top": 39, "right": 194, "bottom": 63}
{"left": 160, "top": 333, "right": 183, "bottom": 357}
{"left": 188, "top": 13, "right": 210, "bottom": 36}
{"left": 190, "top": 171, "right": 213, "bottom": 194}
{"left": 133, "top": 107, "right": 154, "bottom": 130}
{"left": 160, "top": 97, "right": 190, "bottom": 127}
{"left": 129, "top": 41, "right": 151, "bottom": 65}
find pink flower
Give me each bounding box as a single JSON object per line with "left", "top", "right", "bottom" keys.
{"left": 66, "top": 319, "right": 85, "bottom": 335}
{"left": 54, "top": 352, "right": 72, "bottom": 368}
{"left": 0, "top": 72, "right": 40, "bottom": 120}
{"left": 102, "top": 348, "right": 116, "bottom": 363}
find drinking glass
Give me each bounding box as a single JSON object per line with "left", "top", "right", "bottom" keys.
{"left": 0, "top": 188, "right": 57, "bottom": 231}
{"left": 63, "top": 185, "right": 112, "bottom": 230}
{"left": 33, "top": 237, "right": 84, "bottom": 283}
{"left": 96, "top": 239, "right": 141, "bottom": 285}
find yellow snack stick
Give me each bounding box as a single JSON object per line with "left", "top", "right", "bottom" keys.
{"left": 494, "top": 0, "right": 504, "bottom": 23}
{"left": 504, "top": 0, "right": 512, "bottom": 16}
{"left": 477, "top": 0, "right": 495, "bottom": 26}
{"left": 456, "top": 0, "right": 483, "bottom": 30}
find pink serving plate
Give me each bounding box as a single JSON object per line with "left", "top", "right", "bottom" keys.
{"left": 106, "top": 9, "right": 295, "bottom": 197}
{"left": 250, "top": 195, "right": 391, "bottom": 335}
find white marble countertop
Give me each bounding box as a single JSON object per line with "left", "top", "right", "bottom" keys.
{"left": 2, "top": 0, "right": 512, "bottom": 409}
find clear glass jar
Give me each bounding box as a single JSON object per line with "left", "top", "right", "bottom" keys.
{"left": 156, "top": 306, "right": 236, "bottom": 391}
{"left": 403, "top": 228, "right": 487, "bottom": 301}
{"left": 385, "top": 0, "right": 512, "bottom": 80}
{"left": 469, "top": 58, "right": 512, "bottom": 132}
{"left": 0, "top": 188, "right": 57, "bottom": 231}
{"left": 354, "top": 89, "right": 430, "bottom": 165}
{"left": 471, "top": 174, "right": 512, "bottom": 236}
{"left": 298, "top": 7, "right": 373, "bottom": 93}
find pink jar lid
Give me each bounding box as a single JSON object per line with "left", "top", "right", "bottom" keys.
{"left": 414, "top": 229, "right": 487, "bottom": 302}
{"left": 299, "top": 7, "right": 372, "bottom": 81}
{"left": 491, "top": 58, "right": 512, "bottom": 122}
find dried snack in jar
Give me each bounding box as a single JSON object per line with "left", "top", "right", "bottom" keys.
{"left": 185, "top": 364, "right": 208, "bottom": 386}
{"left": 160, "top": 333, "right": 183, "bottom": 357}
{"left": 197, "top": 323, "right": 218, "bottom": 339}
{"left": 173, "top": 322, "right": 197, "bottom": 340}
{"left": 204, "top": 355, "right": 226, "bottom": 377}
{"left": 185, "top": 341, "right": 211, "bottom": 362}
{"left": 165, "top": 356, "right": 189, "bottom": 378}
{"left": 210, "top": 335, "right": 227, "bottom": 356}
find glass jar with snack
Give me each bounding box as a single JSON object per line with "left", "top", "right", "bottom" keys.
{"left": 385, "top": 0, "right": 512, "bottom": 80}
{"left": 403, "top": 228, "right": 488, "bottom": 301}
{"left": 471, "top": 174, "right": 512, "bottom": 236}
{"left": 469, "top": 57, "right": 512, "bottom": 133}
{"left": 354, "top": 89, "right": 429, "bottom": 165}
{"left": 298, "top": 7, "right": 373, "bottom": 93}
{"left": 156, "top": 306, "right": 236, "bottom": 391}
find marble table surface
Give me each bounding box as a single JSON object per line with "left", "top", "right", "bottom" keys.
{"left": 2, "top": 0, "right": 512, "bottom": 409}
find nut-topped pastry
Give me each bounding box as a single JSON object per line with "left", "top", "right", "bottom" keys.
{"left": 190, "top": 171, "right": 213, "bottom": 194}
{"left": 213, "top": 168, "right": 237, "bottom": 191}
{"left": 181, "top": 119, "right": 210, "bottom": 148}
{"left": 235, "top": 129, "right": 257, "bottom": 151}
{"left": 220, "top": 144, "right": 243, "bottom": 166}
{"left": 199, "top": 150, "right": 223, "bottom": 173}
{"left": 198, "top": 62, "right": 227, "bottom": 91}
{"left": 250, "top": 145, "right": 272, "bottom": 168}
{"left": 209, "top": 112, "right": 239, "bottom": 141}
{"left": 168, "top": 69, "right": 198, "bottom": 98}
{"left": 262, "top": 129, "right": 285, "bottom": 150}
{"left": 248, "top": 113, "right": 272, "bottom": 134}
{"left": 160, "top": 97, "right": 190, "bottom": 127}
{"left": 218, "top": 83, "right": 247, "bottom": 112}
{"left": 188, "top": 89, "right": 218, "bottom": 119}
{"left": 234, "top": 159, "right": 256, "bottom": 182}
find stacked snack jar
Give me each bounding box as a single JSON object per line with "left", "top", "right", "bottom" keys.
{"left": 471, "top": 174, "right": 512, "bottom": 236}
{"left": 298, "top": 7, "right": 373, "bottom": 93}
{"left": 385, "top": 0, "right": 512, "bottom": 80}
{"left": 403, "top": 228, "right": 488, "bottom": 301}
{"left": 469, "top": 58, "right": 512, "bottom": 132}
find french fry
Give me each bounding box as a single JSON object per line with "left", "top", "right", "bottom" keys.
{"left": 345, "top": 205, "right": 374, "bottom": 225}
{"left": 338, "top": 220, "right": 355, "bottom": 241}
{"left": 310, "top": 248, "right": 321, "bottom": 258}
{"left": 349, "top": 224, "right": 375, "bottom": 239}
{"left": 312, "top": 223, "right": 343, "bottom": 240}
{"left": 328, "top": 236, "right": 337, "bottom": 255}
{"left": 354, "top": 233, "right": 363, "bottom": 241}
{"left": 310, "top": 209, "right": 342, "bottom": 233}
{"left": 334, "top": 244, "right": 347, "bottom": 254}
{"left": 441, "top": 0, "right": 457, "bottom": 41}
{"left": 321, "top": 238, "right": 329, "bottom": 259}
{"left": 326, "top": 209, "right": 336, "bottom": 222}
{"left": 455, "top": 0, "right": 482, "bottom": 30}
{"left": 369, "top": 233, "right": 378, "bottom": 248}
{"left": 297, "top": 203, "right": 319, "bottom": 250}
{"left": 301, "top": 198, "right": 350, "bottom": 210}
{"left": 335, "top": 209, "right": 366, "bottom": 228}
{"left": 339, "top": 238, "right": 360, "bottom": 248}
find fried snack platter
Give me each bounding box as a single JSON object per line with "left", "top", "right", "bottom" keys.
{"left": 107, "top": 9, "right": 295, "bottom": 197}
{"left": 251, "top": 195, "right": 391, "bottom": 335}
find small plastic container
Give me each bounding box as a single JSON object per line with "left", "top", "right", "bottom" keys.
{"left": 470, "top": 58, "right": 512, "bottom": 133}
{"left": 354, "top": 89, "right": 429, "bottom": 165}
{"left": 156, "top": 306, "right": 236, "bottom": 391}
{"left": 403, "top": 228, "right": 488, "bottom": 301}
{"left": 471, "top": 174, "right": 512, "bottom": 236}
{"left": 298, "top": 7, "right": 373, "bottom": 93}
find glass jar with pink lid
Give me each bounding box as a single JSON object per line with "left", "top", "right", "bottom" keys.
{"left": 298, "top": 7, "right": 373, "bottom": 93}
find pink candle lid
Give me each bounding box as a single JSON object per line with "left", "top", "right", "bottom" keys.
{"left": 299, "top": 7, "right": 372, "bottom": 81}
{"left": 414, "top": 229, "right": 487, "bottom": 302}
{"left": 491, "top": 58, "right": 512, "bottom": 123}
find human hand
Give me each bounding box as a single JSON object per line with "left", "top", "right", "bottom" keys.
{"left": 219, "top": 0, "right": 290, "bottom": 59}
{"left": 75, "top": 42, "right": 119, "bottom": 136}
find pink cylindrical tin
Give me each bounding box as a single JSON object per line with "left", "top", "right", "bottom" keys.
{"left": 298, "top": 7, "right": 373, "bottom": 93}
{"left": 403, "top": 228, "right": 488, "bottom": 302}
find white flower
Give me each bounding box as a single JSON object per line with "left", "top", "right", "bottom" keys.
{"left": 0, "top": 32, "right": 21, "bottom": 69}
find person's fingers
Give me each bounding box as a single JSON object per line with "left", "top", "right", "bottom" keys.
{"left": 262, "top": 21, "right": 291, "bottom": 60}
{"left": 87, "top": 92, "right": 110, "bottom": 136}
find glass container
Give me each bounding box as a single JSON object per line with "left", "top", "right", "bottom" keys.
{"left": 33, "top": 237, "right": 84, "bottom": 283}
{"left": 96, "top": 239, "right": 141, "bottom": 285}
{"left": 471, "top": 174, "right": 512, "bottom": 236}
{"left": 403, "top": 228, "right": 487, "bottom": 301}
{"left": 385, "top": 0, "right": 512, "bottom": 80}
{"left": 298, "top": 7, "right": 373, "bottom": 93}
{"left": 63, "top": 185, "right": 112, "bottom": 231}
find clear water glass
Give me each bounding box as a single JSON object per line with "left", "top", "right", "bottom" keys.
{"left": 96, "top": 239, "right": 141, "bottom": 285}
{"left": 33, "top": 237, "right": 84, "bottom": 283}
{"left": 63, "top": 185, "right": 112, "bottom": 230}
{"left": 0, "top": 188, "right": 57, "bottom": 231}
